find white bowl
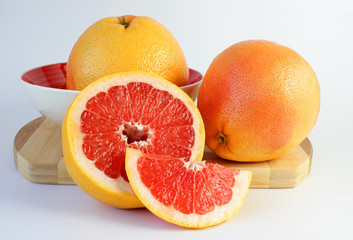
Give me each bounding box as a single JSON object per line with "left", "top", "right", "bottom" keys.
{"left": 21, "top": 63, "right": 203, "bottom": 125}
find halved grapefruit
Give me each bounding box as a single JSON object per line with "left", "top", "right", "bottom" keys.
{"left": 125, "top": 148, "right": 252, "bottom": 228}
{"left": 62, "top": 71, "right": 205, "bottom": 208}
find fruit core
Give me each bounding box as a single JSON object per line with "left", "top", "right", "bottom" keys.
{"left": 122, "top": 123, "right": 151, "bottom": 145}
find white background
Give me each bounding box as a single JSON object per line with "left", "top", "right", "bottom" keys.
{"left": 1, "top": 0, "right": 353, "bottom": 239}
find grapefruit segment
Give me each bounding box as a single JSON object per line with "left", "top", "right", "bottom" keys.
{"left": 62, "top": 71, "right": 205, "bottom": 209}
{"left": 127, "top": 82, "right": 153, "bottom": 123}
{"left": 125, "top": 148, "right": 252, "bottom": 228}
{"left": 153, "top": 126, "right": 195, "bottom": 148}
{"left": 140, "top": 88, "right": 174, "bottom": 125}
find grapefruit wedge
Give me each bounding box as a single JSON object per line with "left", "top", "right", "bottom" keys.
{"left": 125, "top": 148, "right": 252, "bottom": 228}
{"left": 62, "top": 71, "right": 205, "bottom": 208}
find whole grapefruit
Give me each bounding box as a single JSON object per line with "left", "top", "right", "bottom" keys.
{"left": 66, "top": 15, "right": 189, "bottom": 90}
{"left": 197, "top": 40, "right": 320, "bottom": 162}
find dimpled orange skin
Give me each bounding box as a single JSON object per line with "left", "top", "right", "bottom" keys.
{"left": 66, "top": 15, "right": 189, "bottom": 90}
{"left": 197, "top": 40, "right": 320, "bottom": 162}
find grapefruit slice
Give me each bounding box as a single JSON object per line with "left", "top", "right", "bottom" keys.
{"left": 125, "top": 148, "right": 252, "bottom": 228}
{"left": 62, "top": 71, "right": 205, "bottom": 209}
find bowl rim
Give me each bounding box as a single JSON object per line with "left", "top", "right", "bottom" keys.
{"left": 20, "top": 62, "right": 203, "bottom": 93}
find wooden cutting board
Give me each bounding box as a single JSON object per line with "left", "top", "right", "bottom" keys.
{"left": 14, "top": 117, "right": 313, "bottom": 188}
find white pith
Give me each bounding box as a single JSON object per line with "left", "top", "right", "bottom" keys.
{"left": 126, "top": 148, "right": 251, "bottom": 228}
{"left": 67, "top": 73, "right": 204, "bottom": 196}
{"left": 184, "top": 160, "right": 206, "bottom": 171}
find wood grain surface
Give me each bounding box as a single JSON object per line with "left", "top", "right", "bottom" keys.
{"left": 14, "top": 117, "right": 312, "bottom": 188}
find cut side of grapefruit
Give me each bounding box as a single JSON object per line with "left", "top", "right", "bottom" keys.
{"left": 62, "top": 71, "right": 205, "bottom": 209}
{"left": 125, "top": 148, "right": 252, "bottom": 228}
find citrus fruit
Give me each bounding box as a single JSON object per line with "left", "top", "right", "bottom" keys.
{"left": 125, "top": 148, "right": 252, "bottom": 228}
{"left": 197, "top": 40, "right": 320, "bottom": 162}
{"left": 66, "top": 15, "right": 189, "bottom": 90}
{"left": 62, "top": 71, "right": 205, "bottom": 208}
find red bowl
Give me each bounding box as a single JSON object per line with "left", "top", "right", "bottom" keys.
{"left": 22, "top": 62, "right": 203, "bottom": 89}
{"left": 21, "top": 63, "right": 203, "bottom": 125}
